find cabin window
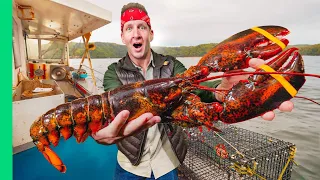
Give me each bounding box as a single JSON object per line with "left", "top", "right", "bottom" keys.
{"left": 12, "top": 18, "right": 22, "bottom": 69}
{"left": 41, "top": 40, "right": 65, "bottom": 60}
{"left": 25, "top": 39, "right": 39, "bottom": 60}
{"left": 26, "top": 39, "right": 65, "bottom": 62}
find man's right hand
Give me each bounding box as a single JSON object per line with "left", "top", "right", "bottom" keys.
{"left": 92, "top": 110, "right": 161, "bottom": 145}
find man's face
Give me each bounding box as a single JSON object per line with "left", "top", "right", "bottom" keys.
{"left": 121, "top": 20, "right": 154, "bottom": 60}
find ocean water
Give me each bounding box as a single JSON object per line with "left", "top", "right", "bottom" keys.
{"left": 69, "top": 56, "right": 320, "bottom": 179}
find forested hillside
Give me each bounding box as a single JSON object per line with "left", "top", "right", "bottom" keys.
{"left": 43, "top": 42, "right": 320, "bottom": 59}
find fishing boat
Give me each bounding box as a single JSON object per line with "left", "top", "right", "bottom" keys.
{"left": 12, "top": 0, "right": 122, "bottom": 179}
{"left": 12, "top": 1, "right": 297, "bottom": 179}
{"left": 12, "top": 0, "right": 110, "bottom": 153}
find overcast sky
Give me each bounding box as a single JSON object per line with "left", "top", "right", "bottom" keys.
{"left": 81, "top": 0, "right": 320, "bottom": 47}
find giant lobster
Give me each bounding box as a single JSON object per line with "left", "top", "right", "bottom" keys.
{"left": 29, "top": 25, "right": 317, "bottom": 173}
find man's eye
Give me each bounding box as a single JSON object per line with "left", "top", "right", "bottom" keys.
{"left": 126, "top": 27, "right": 132, "bottom": 31}
{"left": 139, "top": 26, "right": 146, "bottom": 30}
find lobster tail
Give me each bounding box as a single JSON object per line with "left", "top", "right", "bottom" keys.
{"left": 101, "top": 92, "right": 112, "bottom": 127}
{"left": 29, "top": 91, "right": 112, "bottom": 172}
{"left": 70, "top": 98, "right": 90, "bottom": 143}
{"left": 42, "top": 109, "right": 60, "bottom": 146}
{"left": 41, "top": 146, "right": 66, "bottom": 173}
{"left": 30, "top": 107, "right": 63, "bottom": 148}
{"left": 56, "top": 103, "right": 73, "bottom": 140}
{"left": 69, "top": 93, "right": 110, "bottom": 142}
{"left": 30, "top": 109, "right": 67, "bottom": 173}
{"left": 87, "top": 95, "right": 107, "bottom": 133}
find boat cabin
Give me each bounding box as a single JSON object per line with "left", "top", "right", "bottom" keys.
{"left": 12, "top": 0, "right": 112, "bottom": 153}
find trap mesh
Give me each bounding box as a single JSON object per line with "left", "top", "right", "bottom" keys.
{"left": 178, "top": 122, "right": 295, "bottom": 180}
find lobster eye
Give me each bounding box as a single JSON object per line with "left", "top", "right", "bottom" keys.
{"left": 200, "top": 66, "right": 209, "bottom": 77}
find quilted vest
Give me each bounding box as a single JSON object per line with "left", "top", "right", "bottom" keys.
{"left": 114, "top": 50, "right": 187, "bottom": 166}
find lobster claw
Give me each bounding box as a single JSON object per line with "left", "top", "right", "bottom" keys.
{"left": 182, "top": 26, "right": 290, "bottom": 79}
{"left": 169, "top": 47, "right": 306, "bottom": 129}
{"left": 220, "top": 48, "right": 306, "bottom": 123}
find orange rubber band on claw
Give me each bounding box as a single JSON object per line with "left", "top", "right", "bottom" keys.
{"left": 259, "top": 64, "right": 297, "bottom": 97}
{"left": 251, "top": 27, "right": 286, "bottom": 50}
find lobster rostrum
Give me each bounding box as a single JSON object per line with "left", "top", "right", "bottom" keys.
{"left": 30, "top": 25, "right": 311, "bottom": 173}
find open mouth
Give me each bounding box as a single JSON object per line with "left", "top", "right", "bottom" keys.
{"left": 133, "top": 43, "right": 142, "bottom": 48}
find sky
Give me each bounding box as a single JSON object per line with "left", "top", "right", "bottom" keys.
{"left": 77, "top": 0, "right": 320, "bottom": 47}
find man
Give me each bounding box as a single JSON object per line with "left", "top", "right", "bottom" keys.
{"left": 92, "top": 2, "right": 294, "bottom": 180}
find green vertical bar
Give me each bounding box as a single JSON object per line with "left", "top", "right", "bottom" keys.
{"left": 3, "top": 0, "right": 13, "bottom": 180}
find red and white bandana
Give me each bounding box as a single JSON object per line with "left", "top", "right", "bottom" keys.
{"left": 121, "top": 8, "right": 151, "bottom": 31}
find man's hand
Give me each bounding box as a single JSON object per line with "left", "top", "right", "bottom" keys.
{"left": 92, "top": 110, "right": 161, "bottom": 145}
{"left": 215, "top": 58, "right": 294, "bottom": 121}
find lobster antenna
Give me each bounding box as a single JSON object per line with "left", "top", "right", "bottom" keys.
{"left": 194, "top": 71, "right": 320, "bottom": 105}
{"left": 294, "top": 96, "right": 320, "bottom": 105}
{"left": 192, "top": 84, "right": 228, "bottom": 93}
{"left": 195, "top": 71, "right": 320, "bottom": 83}
{"left": 194, "top": 84, "right": 320, "bottom": 105}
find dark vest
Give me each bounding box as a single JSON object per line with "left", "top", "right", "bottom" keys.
{"left": 114, "top": 50, "right": 187, "bottom": 166}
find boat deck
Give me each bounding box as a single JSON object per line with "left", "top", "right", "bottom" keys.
{"left": 56, "top": 80, "right": 84, "bottom": 98}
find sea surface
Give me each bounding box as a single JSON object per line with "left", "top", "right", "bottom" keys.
{"left": 70, "top": 56, "right": 320, "bottom": 180}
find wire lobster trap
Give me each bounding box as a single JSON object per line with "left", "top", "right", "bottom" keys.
{"left": 178, "top": 122, "right": 297, "bottom": 180}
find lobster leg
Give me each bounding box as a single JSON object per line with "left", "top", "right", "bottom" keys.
{"left": 170, "top": 93, "right": 223, "bottom": 131}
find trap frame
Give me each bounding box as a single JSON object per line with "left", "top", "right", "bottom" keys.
{"left": 178, "top": 122, "right": 296, "bottom": 180}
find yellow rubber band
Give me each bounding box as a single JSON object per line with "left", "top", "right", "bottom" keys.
{"left": 259, "top": 64, "right": 297, "bottom": 97}
{"left": 251, "top": 27, "right": 286, "bottom": 50}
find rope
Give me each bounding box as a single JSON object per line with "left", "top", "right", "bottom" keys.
{"left": 81, "top": 64, "right": 105, "bottom": 75}
{"left": 230, "top": 161, "right": 266, "bottom": 180}
{"left": 214, "top": 131, "right": 266, "bottom": 179}
{"left": 214, "top": 131, "right": 244, "bottom": 157}
{"left": 76, "top": 65, "right": 104, "bottom": 83}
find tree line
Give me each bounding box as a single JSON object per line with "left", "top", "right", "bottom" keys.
{"left": 46, "top": 42, "right": 320, "bottom": 59}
